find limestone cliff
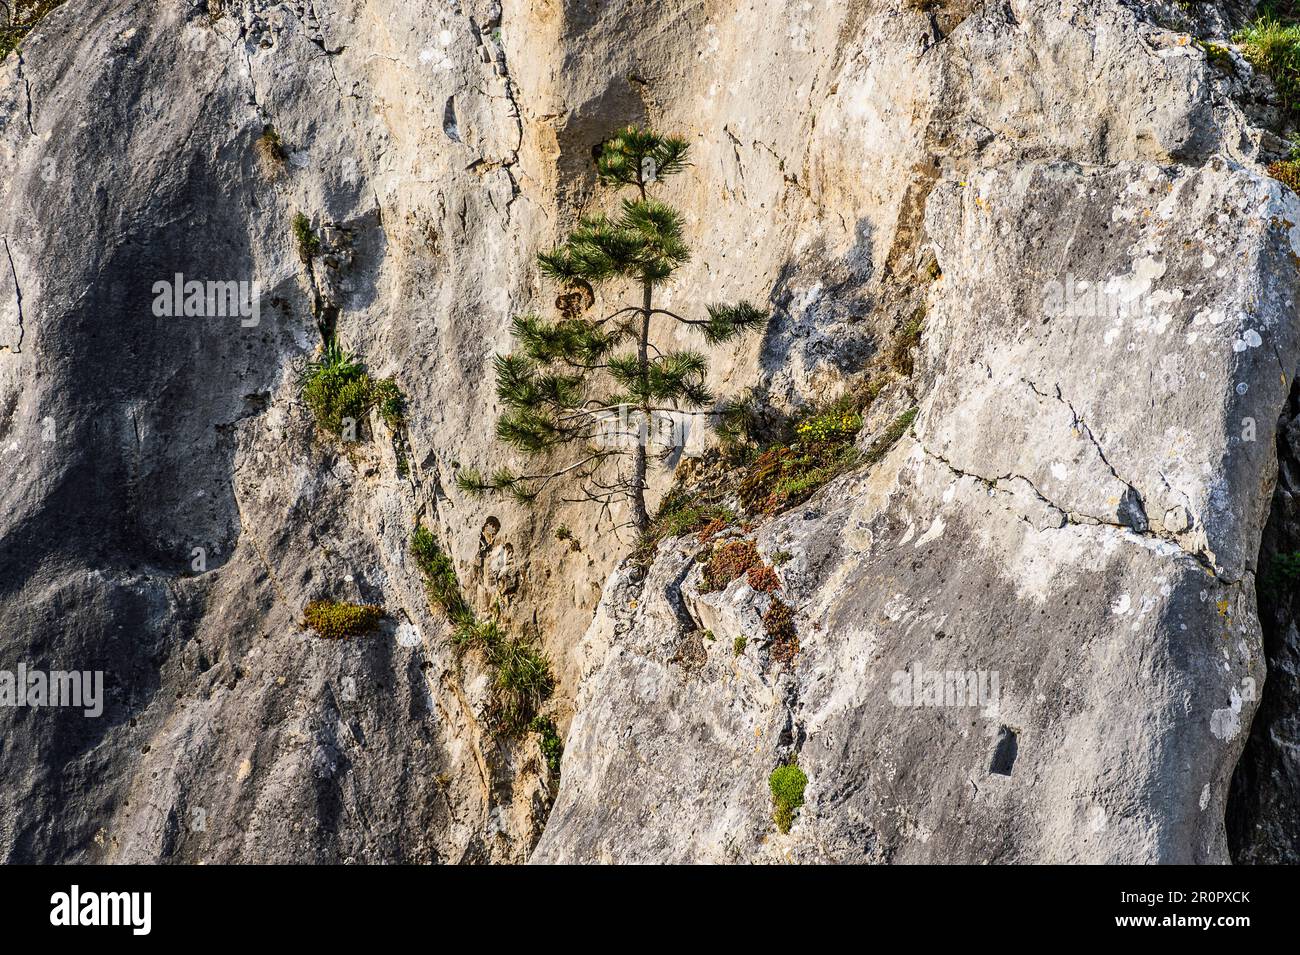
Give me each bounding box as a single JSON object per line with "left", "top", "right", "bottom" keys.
{"left": 1, "top": 0, "right": 1297, "bottom": 863}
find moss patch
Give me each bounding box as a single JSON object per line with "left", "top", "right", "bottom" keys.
{"left": 303, "top": 599, "right": 385, "bottom": 639}
{"left": 769, "top": 762, "right": 808, "bottom": 834}
{"left": 700, "top": 539, "right": 761, "bottom": 592}
{"left": 292, "top": 211, "right": 321, "bottom": 262}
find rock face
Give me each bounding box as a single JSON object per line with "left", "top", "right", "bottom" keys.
{"left": 1, "top": 0, "right": 1298, "bottom": 863}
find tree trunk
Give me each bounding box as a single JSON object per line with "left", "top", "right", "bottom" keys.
{"left": 630, "top": 279, "right": 651, "bottom": 533}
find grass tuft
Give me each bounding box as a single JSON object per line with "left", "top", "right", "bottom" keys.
{"left": 410, "top": 524, "right": 554, "bottom": 732}
{"left": 292, "top": 212, "right": 321, "bottom": 262}
{"left": 1236, "top": 16, "right": 1300, "bottom": 119}
{"left": 300, "top": 337, "right": 405, "bottom": 439}
{"left": 255, "top": 125, "right": 287, "bottom": 173}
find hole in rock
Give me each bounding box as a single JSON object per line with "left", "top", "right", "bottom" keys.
{"left": 989, "top": 725, "right": 1017, "bottom": 776}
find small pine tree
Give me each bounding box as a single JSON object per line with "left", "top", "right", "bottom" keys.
{"left": 460, "top": 125, "right": 767, "bottom": 533}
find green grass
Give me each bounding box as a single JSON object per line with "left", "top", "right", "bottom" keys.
{"left": 300, "top": 336, "right": 404, "bottom": 439}
{"left": 0, "top": 1, "right": 66, "bottom": 61}
{"left": 530, "top": 716, "right": 564, "bottom": 777}
{"left": 1236, "top": 15, "right": 1300, "bottom": 119}
{"left": 410, "top": 524, "right": 554, "bottom": 733}
{"left": 737, "top": 400, "right": 865, "bottom": 515}
{"left": 633, "top": 485, "right": 737, "bottom": 564}
{"left": 769, "top": 762, "right": 808, "bottom": 834}
{"left": 292, "top": 212, "right": 321, "bottom": 262}
{"left": 302, "top": 599, "right": 385, "bottom": 639}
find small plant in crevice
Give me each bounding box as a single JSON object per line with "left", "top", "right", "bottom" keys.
{"left": 372, "top": 376, "right": 407, "bottom": 431}
{"left": 1236, "top": 15, "right": 1300, "bottom": 121}
{"left": 746, "top": 562, "right": 781, "bottom": 594}
{"left": 733, "top": 635, "right": 748, "bottom": 656}
{"left": 1269, "top": 142, "right": 1300, "bottom": 191}
{"left": 301, "top": 337, "right": 370, "bottom": 436}
{"left": 292, "top": 211, "right": 321, "bottom": 263}
{"left": 300, "top": 335, "right": 406, "bottom": 441}
{"left": 530, "top": 716, "right": 564, "bottom": 778}
{"left": 769, "top": 762, "right": 808, "bottom": 834}
{"left": 1194, "top": 37, "right": 1236, "bottom": 72}
{"left": 700, "top": 539, "right": 761, "bottom": 592}
{"left": 302, "top": 599, "right": 385, "bottom": 639}
{"left": 863, "top": 406, "right": 919, "bottom": 467}
{"left": 889, "top": 306, "right": 925, "bottom": 377}
{"left": 255, "top": 125, "right": 287, "bottom": 173}
{"left": 410, "top": 524, "right": 554, "bottom": 733}
{"left": 764, "top": 597, "right": 798, "bottom": 667}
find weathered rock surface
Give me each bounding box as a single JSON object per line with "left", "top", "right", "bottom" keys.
{"left": 1, "top": 0, "right": 1298, "bottom": 864}
{"left": 534, "top": 2, "right": 1300, "bottom": 863}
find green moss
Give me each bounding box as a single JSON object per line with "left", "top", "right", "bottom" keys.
{"left": 292, "top": 212, "right": 321, "bottom": 262}
{"left": 1236, "top": 16, "right": 1300, "bottom": 120}
{"left": 303, "top": 599, "right": 385, "bottom": 639}
{"left": 769, "top": 762, "right": 808, "bottom": 834}
{"left": 0, "top": 1, "right": 66, "bottom": 61}
{"left": 530, "top": 716, "right": 564, "bottom": 777}
{"left": 733, "top": 635, "right": 748, "bottom": 656}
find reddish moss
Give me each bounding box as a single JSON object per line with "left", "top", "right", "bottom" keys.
{"left": 701, "top": 539, "right": 761, "bottom": 592}
{"left": 764, "top": 597, "right": 798, "bottom": 666}
{"left": 697, "top": 517, "right": 731, "bottom": 543}
{"left": 746, "top": 563, "right": 781, "bottom": 594}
